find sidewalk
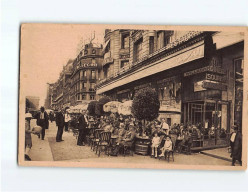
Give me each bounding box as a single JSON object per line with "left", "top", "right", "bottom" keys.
{"left": 200, "top": 147, "right": 232, "bottom": 162}
{"left": 27, "top": 119, "right": 232, "bottom": 166}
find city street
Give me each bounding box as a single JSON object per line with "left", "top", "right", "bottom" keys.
{"left": 27, "top": 119, "right": 234, "bottom": 166}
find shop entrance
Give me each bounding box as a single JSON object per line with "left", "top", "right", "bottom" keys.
{"left": 183, "top": 100, "right": 230, "bottom": 148}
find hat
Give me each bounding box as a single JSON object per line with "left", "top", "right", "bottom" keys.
{"left": 25, "top": 113, "right": 32, "bottom": 118}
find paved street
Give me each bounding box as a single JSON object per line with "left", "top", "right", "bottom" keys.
{"left": 28, "top": 119, "right": 234, "bottom": 166}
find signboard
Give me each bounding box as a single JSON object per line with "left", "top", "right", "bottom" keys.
{"left": 203, "top": 80, "right": 227, "bottom": 91}
{"left": 194, "top": 81, "right": 206, "bottom": 92}
{"left": 206, "top": 73, "right": 227, "bottom": 83}
{"left": 184, "top": 65, "right": 226, "bottom": 77}
{"left": 77, "top": 63, "right": 97, "bottom": 69}
{"left": 120, "top": 54, "right": 130, "bottom": 59}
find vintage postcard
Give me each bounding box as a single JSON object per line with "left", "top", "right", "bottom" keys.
{"left": 19, "top": 24, "right": 247, "bottom": 170}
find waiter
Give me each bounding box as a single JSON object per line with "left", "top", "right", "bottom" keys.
{"left": 77, "top": 110, "right": 88, "bottom": 146}
{"left": 35, "top": 106, "right": 49, "bottom": 140}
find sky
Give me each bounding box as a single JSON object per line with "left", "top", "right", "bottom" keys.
{"left": 20, "top": 24, "right": 105, "bottom": 106}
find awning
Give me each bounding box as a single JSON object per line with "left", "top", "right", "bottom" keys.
{"left": 212, "top": 32, "right": 244, "bottom": 50}
{"left": 97, "top": 40, "right": 205, "bottom": 95}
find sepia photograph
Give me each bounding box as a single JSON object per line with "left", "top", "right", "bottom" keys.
{"left": 18, "top": 24, "right": 247, "bottom": 170}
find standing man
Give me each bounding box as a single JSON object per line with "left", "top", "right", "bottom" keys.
{"left": 77, "top": 110, "right": 88, "bottom": 146}
{"left": 161, "top": 118, "right": 170, "bottom": 135}
{"left": 56, "top": 109, "right": 65, "bottom": 142}
{"left": 232, "top": 128, "right": 242, "bottom": 166}
{"left": 64, "top": 109, "right": 71, "bottom": 132}
{"left": 35, "top": 106, "right": 49, "bottom": 140}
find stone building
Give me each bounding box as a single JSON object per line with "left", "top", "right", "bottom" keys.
{"left": 96, "top": 29, "right": 244, "bottom": 149}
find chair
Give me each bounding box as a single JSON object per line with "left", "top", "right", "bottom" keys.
{"left": 86, "top": 128, "right": 95, "bottom": 147}
{"left": 96, "top": 132, "right": 111, "bottom": 157}
{"left": 159, "top": 139, "right": 176, "bottom": 162}
{"left": 92, "top": 129, "right": 104, "bottom": 151}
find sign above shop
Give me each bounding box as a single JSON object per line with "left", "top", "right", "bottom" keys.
{"left": 206, "top": 73, "right": 227, "bottom": 83}
{"left": 120, "top": 54, "right": 130, "bottom": 59}
{"left": 134, "top": 83, "right": 152, "bottom": 91}
{"left": 184, "top": 65, "right": 226, "bottom": 77}
{"left": 194, "top": 80, "right": 227, "bottom": 91}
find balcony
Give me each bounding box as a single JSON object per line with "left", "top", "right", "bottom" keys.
{"left": 103, "top": 51, "right": 114, "bottom": 66}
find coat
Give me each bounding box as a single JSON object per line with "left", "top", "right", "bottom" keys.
{"left": 233, "top": 131, "right": 242, "bottom": 160}
{"left": 78, "top": 114, "right": 87, "bottom": 131}
{"left": 35, "top": 111, "right": 49, "bottom": 129}
{"left": 56, "top": 112, "right": 64, "bottom": 127}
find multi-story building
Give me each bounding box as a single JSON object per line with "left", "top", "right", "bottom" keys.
{"left": 70, "top": 42, "right": 103, "bottom": 106}
{"left": 96, "top": 29, "right": 244, "bottom": 150}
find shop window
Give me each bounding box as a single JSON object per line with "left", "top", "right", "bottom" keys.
{"left": 149, "top": 36, "right": 154, "bottom": 54}
{"left": 121, "top": 34, "right": 129, "bottom": 49}
{"left": 134, "top": 38, "right": 143, "bottom": 62}
{"left": 120, "top": 60, "right": 129, "bottom": 68}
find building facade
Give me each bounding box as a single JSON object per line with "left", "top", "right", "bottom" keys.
{"left": 49, "top": 42, "right": 103, "bottom": 110}
{"left": 96, "top": 29, "right": 244, "bottom": 149}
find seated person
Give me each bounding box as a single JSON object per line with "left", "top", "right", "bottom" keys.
{"left": 120, "top": 125, "right": 136, "bottom": 147}
{"left": 151, "top": 132, "right": 160, "bottom": 158}
{"left": 178, "top": 130, "right": 192, "bottom": 153}
{"left": 159, "top": 136, "right": 173, "bottom": 158}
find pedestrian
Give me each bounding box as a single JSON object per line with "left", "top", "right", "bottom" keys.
{"left": 64, "top": 109, "right": 71, "bottom": 132}
{"left": 25, "top": 113, "right": 33, "bottom": 161}
{"left": 232, "top": 128, "right": 242, "bottom": 166}
{"left": 35, "top": 106, "right": 49, "bottom": 140}
{"left": 230, "top": 125, "right": 237, "bottom": 157}
{"left": 56, "top": 109, "right": 65, "bottom": 142}
{"left": 77, "top": 110, "right": 88, "bottom": 146}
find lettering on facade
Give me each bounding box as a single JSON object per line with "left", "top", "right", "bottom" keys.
{"left": 134, "top": 83, "right": 152, "bottom": 91}
{"left": 206, "top": 73, "right": 227, "bottom": 83}
{"left": 184, "top": 65, "right": 226, "bottom": 77}
{"left": 117, "top": 89, "right": 130, "bottom": 95}
{"left": 77, "top": 63, "right": 98, "bottom": 69}
{"left": 203, "top": 81, "right": 227, "bottom": 91}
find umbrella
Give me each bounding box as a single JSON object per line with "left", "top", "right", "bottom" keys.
{"left": 103, "top": 101, "right": 121, "bottom": 113}
{"left": 118, "top": 100, "right": 133, "bottom": 115}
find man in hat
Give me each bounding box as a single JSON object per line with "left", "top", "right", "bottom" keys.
{"left": 77, "top": 110, "right": 88, "bottom": 146}
{"left": 230, "top": 125, "right": 237, "bottom": 157}
{"left": 35, "top": 106, "right": 49, "bottom": 140}
{"left": 231, "top": 127, "right": 242, "bottom": 166}
{"left": 56, "top": 109, "right": 65, "bottom": 142}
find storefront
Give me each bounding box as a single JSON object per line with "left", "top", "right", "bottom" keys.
{"left": 182, "top": 58, "right": 230, "bottom": 149}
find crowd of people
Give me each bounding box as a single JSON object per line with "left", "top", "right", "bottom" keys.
{"left": 24, "top": 106, "right": 242, "bottom": 165}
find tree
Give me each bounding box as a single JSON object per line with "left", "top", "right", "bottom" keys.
{"left": 95, "top": 96, "right": 111, "bottom": 116}
{"left": 131, "top": 87, "right": 160, "bottom": 135}
{"left": 87, "top": 101, "right": 98, "bottom": 116}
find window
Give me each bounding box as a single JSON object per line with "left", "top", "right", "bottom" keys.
{"left": 89, "top": 83, "right": 96, "bottom": 91}
{"left": 157, "top": 31, "right": 164, "bottom": 50}
{"left": 164, "top": 31, "right": 173, "bottom": 47}
{"left": 121, "top": 34, "right": 129, "bottom": 49}
{"left": 134, "top": 38, "right": 143, "bottom": 62}
{"left": 120, "top": 60, "right": 129, "bottom": 68}
{"left": 149, "top": 36, "right": 154, "bottom": 54}
{"left": 90, "top": 95, "right": 95, "bottom": 100}
{"left": 81, "top": 70, "right": 87, "bottom": 79}
{"left": 91, "top": 70, "right": 96, "bottom": 79}
{"left": 83, "top": 82, "right": 87, "bottom": 89}
{"left": 81, "top": 94, "right": 86, "bottom": 100}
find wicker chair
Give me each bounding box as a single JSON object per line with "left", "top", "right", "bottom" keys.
{"left": 92, "top": 129, "right": 104, "bottom": 151}
{"left": 96, "top": 132, "right": 111, "bottom": 157}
